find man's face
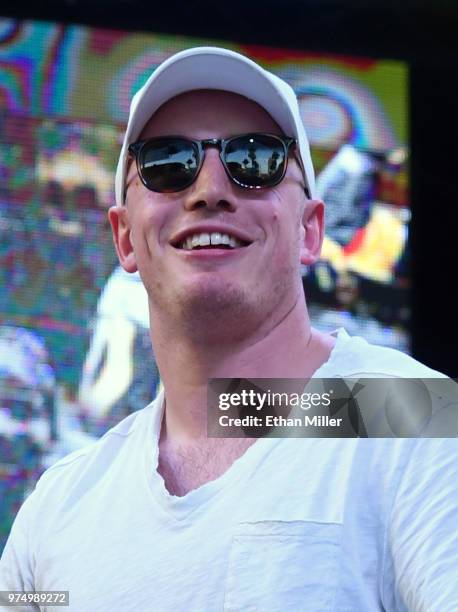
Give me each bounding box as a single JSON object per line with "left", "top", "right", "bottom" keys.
{"left": 110, "top": 90, "right": 323, "bottom": 342}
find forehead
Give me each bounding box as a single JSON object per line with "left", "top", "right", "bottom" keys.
{"left": 139, "top": 89, "right": 283, "bottom": 140}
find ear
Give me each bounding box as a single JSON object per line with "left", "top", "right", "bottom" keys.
{"left": 299, "top": 199, "right": 325, "bottom": 266}
{"left": 108, "top": 205, "right": 138, "bottom": 273}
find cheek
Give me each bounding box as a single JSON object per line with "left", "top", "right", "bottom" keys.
{"left": 251, "top": 194, "right": 281, "bottom": 230}
{"left": 128, "top": 192, "right": 172, "bottom": 250}
{"left": 258, "top": 193, "right": 302, "bottom": 247}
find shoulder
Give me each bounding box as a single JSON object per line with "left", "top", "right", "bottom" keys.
{"left": 1, "top": 394, "right": 163, "bottom": 580}
{"left": 381, "top": 436, "right": 458, "bottom": 609}
{"left": 30, "top": 400, "right": 156, "bottom": 512}
{"left": 330, "top": 328, "right": 447, "bottom": 378}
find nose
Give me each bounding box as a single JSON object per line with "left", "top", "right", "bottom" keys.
{"left": 182, "top": 146, "right": 237, "bottom": 213}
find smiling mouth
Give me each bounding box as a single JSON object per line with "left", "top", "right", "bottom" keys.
{"left": 173, "top": 231, "right": 251, "bottom": 251}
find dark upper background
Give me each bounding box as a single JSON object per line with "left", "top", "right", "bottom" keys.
{"left": 1, "top": 0, "right": 457, "bottom": 375}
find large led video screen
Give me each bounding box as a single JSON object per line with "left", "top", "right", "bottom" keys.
{"left": 0, "top": 18, "right": 409, "bottom": 551}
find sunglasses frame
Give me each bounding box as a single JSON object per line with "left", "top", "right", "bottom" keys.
{"left": 127, "top": 133, "right": 310, "bottom": 198}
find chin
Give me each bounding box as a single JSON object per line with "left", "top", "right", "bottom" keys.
{"left": 177, "top": 279, "right": 255, "bottom": 342}
{"left": 184, "top": 277, "right": 247, "bottom": 314}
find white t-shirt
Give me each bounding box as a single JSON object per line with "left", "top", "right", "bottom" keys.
{"left": 1, "top": 329, "right": 457, "bottom": 611}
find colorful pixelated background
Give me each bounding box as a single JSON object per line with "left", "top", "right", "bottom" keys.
{"left": 0, "top": 17, "right": 408, "bottom": 551}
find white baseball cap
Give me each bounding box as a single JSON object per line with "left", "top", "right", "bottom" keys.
{"left": 115, "top": 46, "right": 316, "bottom": 206}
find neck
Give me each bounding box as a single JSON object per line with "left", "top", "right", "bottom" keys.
{"left": 150, "top": 292, "right": 335, "bottom": 445}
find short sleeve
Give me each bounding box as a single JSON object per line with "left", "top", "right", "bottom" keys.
{"left": 383, "top": 439, "right": 458, "bottom": 611}
{"left": 0, "top": 491, "right": 38, "bottom": 609}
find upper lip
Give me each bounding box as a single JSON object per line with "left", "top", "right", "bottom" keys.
{"left": 170, "top": 224, "right": 254, "bottom": 247}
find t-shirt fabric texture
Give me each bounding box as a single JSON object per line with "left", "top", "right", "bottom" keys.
{"left": 1, "top": 328, "right": 457, "bottom": 611}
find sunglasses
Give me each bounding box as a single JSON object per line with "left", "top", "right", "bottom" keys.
{"left": 127, "top": 133, "right": 309, "bottom": 197}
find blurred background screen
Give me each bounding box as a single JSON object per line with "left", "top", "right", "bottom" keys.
{"left": 0, "top": 18, "right": 409, "bottom": 551}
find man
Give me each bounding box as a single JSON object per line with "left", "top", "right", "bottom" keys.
{"left": 1, "top": 47, "right": 457, "bottom": 611}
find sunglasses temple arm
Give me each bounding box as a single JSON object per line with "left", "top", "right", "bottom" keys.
{"left": 288, "top": 140, "right": 311, "bottom": 199}
{"left": 294, "top": 152, "right": 311, "bottom": 199}
{"left": 123, "top": 150, "right": 137, "bottom": 204}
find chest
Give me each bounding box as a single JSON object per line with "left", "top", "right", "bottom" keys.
{"left": 36, "top": 440, "right": 386, "bottom": 612}
{"left": 157, "top": 438, "right": 255, "bottom": 496}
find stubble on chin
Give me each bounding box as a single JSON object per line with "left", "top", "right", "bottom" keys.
{"left": 179, "top": 279, "right": 253, "bottom": 344}
{"left": 155, "top": 265, "right": 298, "bottom": 346}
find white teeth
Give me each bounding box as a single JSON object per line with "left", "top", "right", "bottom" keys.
{"left": 180, "top": 232, "right": 245, "bottom": 249}
{"left": 198, "top": 233, "right": 210, "bottom": 246}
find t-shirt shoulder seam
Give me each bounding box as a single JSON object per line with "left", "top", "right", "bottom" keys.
{"left": 43, "top": 428, "right": 136, "bottom": 473}
{"left": 44, "top": 401, "right": 157, "bottom": 474}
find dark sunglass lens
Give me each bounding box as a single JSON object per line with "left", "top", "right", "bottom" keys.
{"left": 140, "top": 138, "right": 199, "bottom": 192}
{"left": 225, "top": 135, "right": 286, "bottom": 187}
